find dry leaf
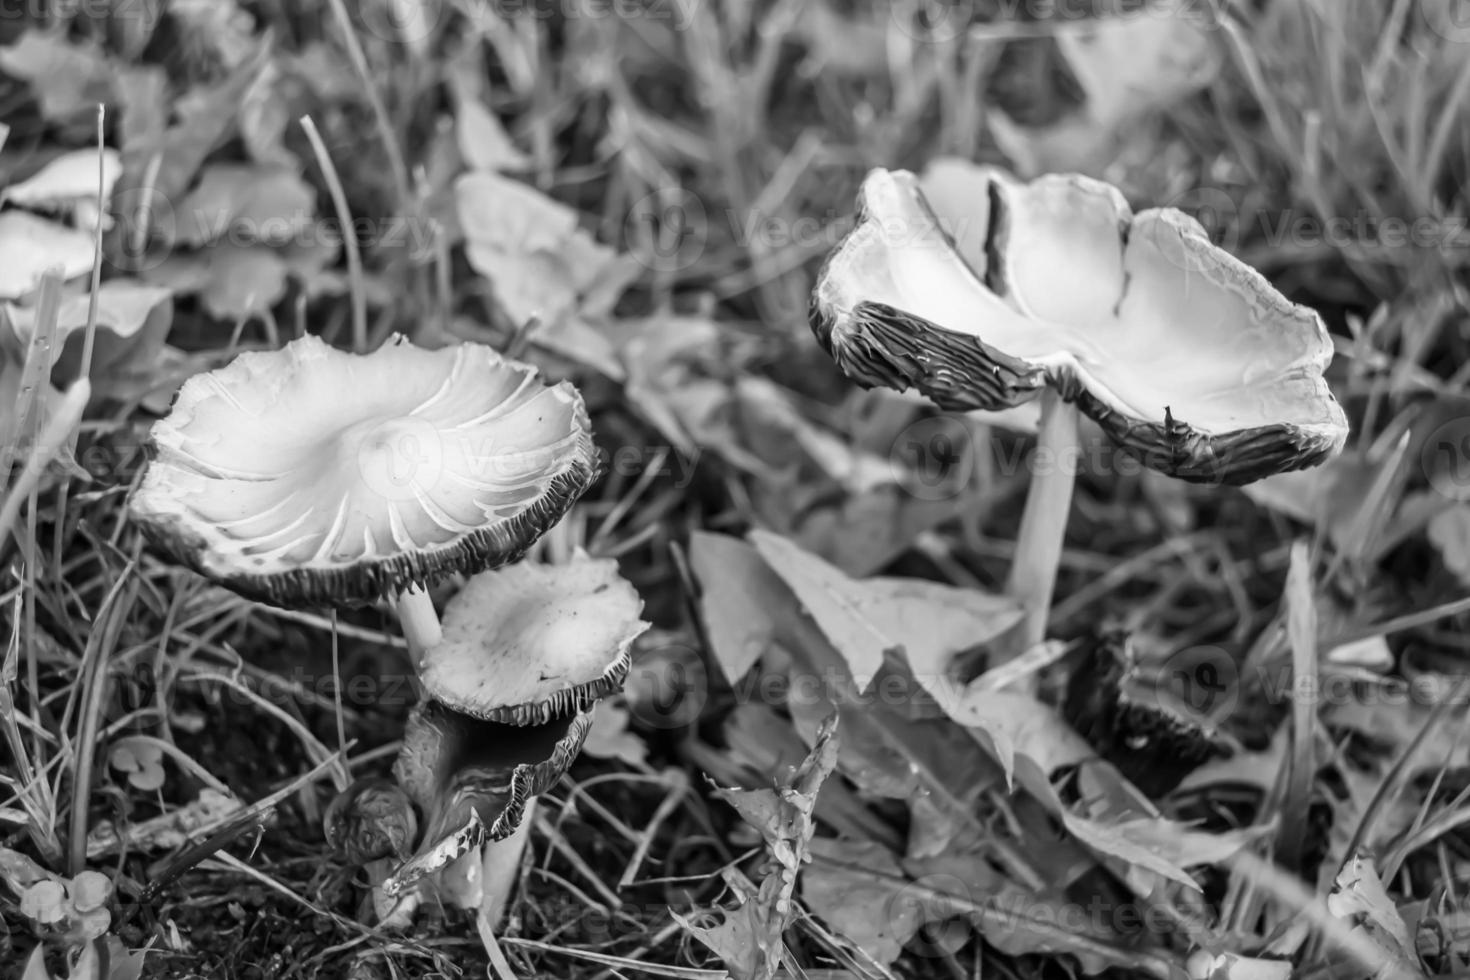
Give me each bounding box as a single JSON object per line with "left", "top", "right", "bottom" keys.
{"left": 1427, "top": 505, "right": 1470, "bottom": 586}
{"left": 0, "top": 212, "right": 96, "bottom": 299}
{"left": 749, "top": 529, "right": 1020, "bottom": 692}
{"left": 800, "top": 838, "right": 919, "bottom": 966}
{"left": 0, "top": 31, "right": 112, "bottom": 123}
{"left": 690, "top": 530, "right": 779, "bottom": 684}
{"left": 1324, "top": 852, "right": 1423, "bottom": 980}
{"left": 4, "top": 149, "right": 123, "bottom": 219}
{"left": 678, "top": 714, "right": 840, "bottom": 980}
{"left": 581, "top": 700, "right": 648, "bottom": 768}
{"left": 989, "top": 5, "right": 1221, "bottom": 176}
{"left": 173, "top": 164, "right": 316, "bottom": 247}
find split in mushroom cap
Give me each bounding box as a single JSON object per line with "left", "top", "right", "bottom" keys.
{"left": 128, "top": 333, "right": 599, "bottom": 606}
{"left": 810, "top": 164, "right": 1349, "bottom": 485}
{"left": 417, "top": 551, "right": 650, "bottom": 725}
{"left": 383, "top": 700, "right": 593, "bottom": 896}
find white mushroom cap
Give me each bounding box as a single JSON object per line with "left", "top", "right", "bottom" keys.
{"left": 811, "top": 165, "right": 1349, "bottom": 485}
{"left": 418, "top": 551, "right": 651, "bottom": 725}
{"left": 129, "top": 334, "right": 598, "bottom": 605}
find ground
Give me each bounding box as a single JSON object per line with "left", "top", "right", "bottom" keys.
{"left": 2, "top": 1, "right": 1470, "bottom": 979}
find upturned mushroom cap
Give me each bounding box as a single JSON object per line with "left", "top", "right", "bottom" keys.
{"left": 128, "top": 334, "right": 598, "bottom": 606}
{"left": 418, "top": 552, "right": 650, "bottom": 725}
{"left": 810, "top": 165, "right": 1349, "bottom": 485}
{"left": 384, "top": 700, "right": 593, "bottom": 895}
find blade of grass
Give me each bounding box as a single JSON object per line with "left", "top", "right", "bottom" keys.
{"left": 68, "top": 557, "right": 139, "bottom": 875}
{"left": 299, "top": 115, "right": 367, "bottom": 353}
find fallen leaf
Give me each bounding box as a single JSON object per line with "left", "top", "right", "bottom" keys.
{"left": 581, "top": 700, "right": 648, "bottom": 767}
{"left": 145, "top": 242, "right": 288, "bottom": 321}
{"left": 456, "top": 99, "right": 531, "bottom": 173}
{"left": 1325, "top": 852, "right": 1422, "bottom": 980}
{"left": 690, "top": 529, "right": 778, "bottom": 683}
{"left": 0, "top": 212, "right": 97, "bottom": 299}
{"left": 801, "top": 838, "right": 920, "bottom": 966}
{"left": 1427, "top": 505, "right": 1470, "bottom": 586}
{"left": 749, "top": 529, "right": 1021, "bottom": 691}
{"left": 3, "top": 281, "right": 173, "bottom": 388}
{"left": 4, "top": 149, "right": 123, "bottom": 217}
{"left": 99, "top": 937, "right": 148, "bottom": 980}
{"left": 110, "top": 43, "right": 273, "bottom": 251}
{"left": 455, "top": 171, "right": 632, "bottom": 376}
{"left": 0, "top": 846, "right": 50, "bottom": 889}
{"left": 0, "top": 31, "right": 112, "bottom": 123}
{"left": 988, "top": 4, "right": 1222, "bottom": 176}
{"left": 173, "top": 163, "right": 316, "bottom": 247}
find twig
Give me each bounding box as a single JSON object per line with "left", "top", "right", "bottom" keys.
{"left": 499, "top": 937, "right": 728, "bottom": 980}
{"left": 619, "top": 769, "right": 688, "bottom": 888}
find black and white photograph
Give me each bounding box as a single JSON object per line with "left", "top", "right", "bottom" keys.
{"left": 1, "top": 1, "right": 1468, "bottom": 977}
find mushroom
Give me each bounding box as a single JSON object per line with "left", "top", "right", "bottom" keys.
{"left": 127, "top": 332, "right": 598, "bottom": 659}
{"left": 378, "top": 552, "right": 649, "bottom": 924}
{"left": 810, "top": 163, "right": 1348, "bottom": 664}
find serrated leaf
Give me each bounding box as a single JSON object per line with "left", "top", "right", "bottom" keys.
{"left": 681, "top": 715, "right": 839, "bottom": 980}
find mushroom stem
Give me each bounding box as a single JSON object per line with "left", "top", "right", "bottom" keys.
{"left": 393, "top": 586, "right": 443, "bottom": 662}
{"left": 480, "top": 799, "right": 535, "bottom": 927}
{"left": 1000, "top": 389, "right": 1081, "bottom": 666}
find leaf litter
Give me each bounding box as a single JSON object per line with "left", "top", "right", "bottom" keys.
{"left": 1, "top": 3, "right": 1468, "bottom": 979}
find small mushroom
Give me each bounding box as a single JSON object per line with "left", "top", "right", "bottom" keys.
{"left": 418, "top": 552, "right": 646, "bottom": 723}
{"left": 127, "top": 332, "right": 598, "bottom": 656}
{"left": 382, "top": 552, "right": 649, "bottom": 924}
{"left": 810, "top": 164, "right": 1349, "bottom": 666}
